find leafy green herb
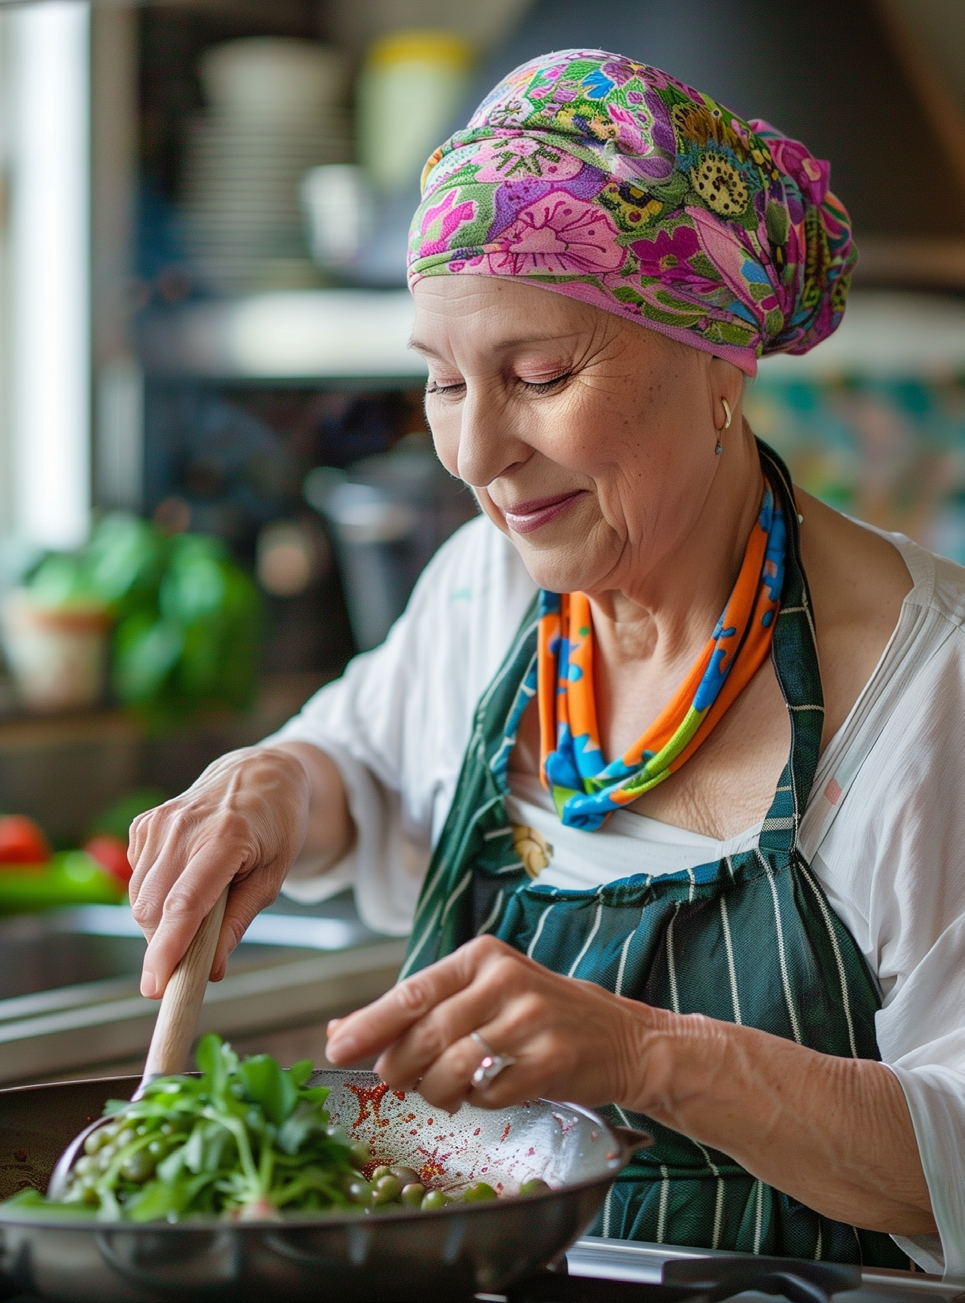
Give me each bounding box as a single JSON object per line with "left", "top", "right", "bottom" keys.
{"left": 41, "top": 1035, "right": 365, "bottom": 1222}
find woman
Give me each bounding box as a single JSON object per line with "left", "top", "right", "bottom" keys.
{"left": 129, "top": 51, "right": 965, "bottom": 1272}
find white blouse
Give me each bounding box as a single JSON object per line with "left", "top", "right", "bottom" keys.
{"left": 266, "top": 513, "right": 965, "bottom": 1276}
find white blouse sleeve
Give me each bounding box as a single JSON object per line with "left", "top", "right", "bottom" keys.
{"left": 805, "top": 560, "right": 965, "bottom": 1276}
{"left": 261, "top": 515, "right": 536, "bottom": 936}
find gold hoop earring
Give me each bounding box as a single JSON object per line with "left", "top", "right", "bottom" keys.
{"left": 721, "top": 398, "right": 733, "bottom": 429}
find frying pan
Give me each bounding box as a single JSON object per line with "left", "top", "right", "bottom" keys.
{"left": 0, "top": 1069, "right": 650, "bottom": 1302}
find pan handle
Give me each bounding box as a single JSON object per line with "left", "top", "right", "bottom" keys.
{"left": 663, "top": 1255, "right": 861, "bottom": 1303}
{"left": 611, "top": 1125, "right": 653, "bottom": 1165}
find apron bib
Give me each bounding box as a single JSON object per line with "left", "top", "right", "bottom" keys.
{"left": 401, "top": 444, "right": 908, "bottom": 1268}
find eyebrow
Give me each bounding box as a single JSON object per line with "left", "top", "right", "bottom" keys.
{"left": 408, "top": 334, "right": 573, "bottom": 357}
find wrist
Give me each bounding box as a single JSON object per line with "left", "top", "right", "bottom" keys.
{"left": 262, "top": 742, "right": 314, "bottom": 795}
{"left": 616, "top": 999, "right": 730, "bottom": 1124}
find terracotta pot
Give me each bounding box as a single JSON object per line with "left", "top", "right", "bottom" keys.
{"left": 0, "top": 589, "right": 110, "bottom": 712}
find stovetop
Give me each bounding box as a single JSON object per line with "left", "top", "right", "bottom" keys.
{"left": 4, "top": 1236, "right": 961, "bottom": 1302}
{"left": 496, "top": 1238, "right": 965, "bottom": 1303}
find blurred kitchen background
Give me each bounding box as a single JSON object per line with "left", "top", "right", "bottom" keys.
{"left": 0, "top": 0, "right": 962, "bottom": 1084}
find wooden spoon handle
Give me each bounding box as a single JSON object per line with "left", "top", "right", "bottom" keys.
{"left": 139, "top": 884, "right": 230, "bottom": 1089}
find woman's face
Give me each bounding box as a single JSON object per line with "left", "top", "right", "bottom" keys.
{"left": 411, "top": 276, "right": 741, "bottom": 600}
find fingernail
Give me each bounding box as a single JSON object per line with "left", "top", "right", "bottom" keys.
{"left": 141, "top": 973, "right": 156, "bottom": 999}
{"left": 326, "top": 1035, "right": 355, "bottom": 1063}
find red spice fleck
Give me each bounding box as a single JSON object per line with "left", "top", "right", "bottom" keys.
{"left": 527, "top": 1147, "right": 535, "bottom": 1156}
{"left": 426, "top": 1118, "right": 434, "bottom": 1126}
{"left": 393, "top": 1090, "right": 406, "bottom": 1100}
{"left": 405, "top": 1113, "right": 416, "bottom": 1122}
{"left": 419, "top": 1158, "right": 447, "bottom": 1184}
{"left": 500, "top": 1123, "right": 511, "bottom": 1143}
{"left": 410, "top": 1129, "right": 418, "bottom": 1136}
{"left": 13, "top": 1149, "right": 27, "bottom": 1163}
{"left": 473, "top": 1127, "right": 481, "bottom": 1136}
{"left": 346, "top": 1081, "right": 391, "bottom": 1129}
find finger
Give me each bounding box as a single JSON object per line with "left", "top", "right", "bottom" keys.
{"left": 407, "top": 1033, "right": 490, "bottom": 1114}
{"left": 373, "top": 974, "right": 508, "bottom": 1089}
{"left": 127, "top": 807, "right": 156, "bottom": 865}
{"left": 207, "top": 864, "right": 287, "bottom": 980}
{"left": 416, "top": 1021, "right": 566, "bottom": 1114}
{"left": 325, "top": 945, "right": 486, "bottom": 1064}
{"left": 208, "top": 916, "right": 237, "bottom": 983}
{"left": 129, "top": 809, "right": 194, "bottom": 924}
{"left": 139, "top": 842, "right": 247, "bottom": 997}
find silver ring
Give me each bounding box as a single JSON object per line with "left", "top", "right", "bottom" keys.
{"left": 470, "top": 1030, "right": 516, "bottom": 1089}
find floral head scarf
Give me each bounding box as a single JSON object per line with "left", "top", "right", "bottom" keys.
{"left": 407, "top": 49, "right": 856, "bottom": 375}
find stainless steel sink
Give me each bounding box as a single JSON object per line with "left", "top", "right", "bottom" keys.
{"left": 0, "top": 892, "right": 406, "bottom": 1085}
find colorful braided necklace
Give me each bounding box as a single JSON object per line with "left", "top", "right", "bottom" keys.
{"left": 534, "top": 481, "right": 786, "bottom": 830}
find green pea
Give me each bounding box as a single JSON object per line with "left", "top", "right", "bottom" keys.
{"left": 371, "top": 1174, "right": 401, "bottom": 1205}
{"left": 518, "top": 1178, "right": 551, "bottom": 1197}
{"left": 83, "top": 1128, "right": 109, "bottom": 1156}
{"left": 120, "top": 1150, "right": 156, "bottom": 1183}
{"left": 345, "top": 1179, "right": 372, "bottom": 1206}
{"left": 371, "top": 1165, "right": 393, "bottom": 1182}
{"left": 389, "top": 1166, "right": 420, "bottom": 1187}
{"left": 400, "top": 1182, "right": 425, "bottom": 1207}
{"left": 420, "top": 1189, "right": 447, "bottom": 1211}
{"left": 96, "top": 1145, "right": 116, "bottom": 1172}
{"left": 463, "top": 1182, "right": 498, "bottom": 1203}
{"left": 72, "top": 1154, "right": 95, "bottom": 1178}
{"left": 115, "top": 1128, "right": 136, "bottom": 1150}
{"left": 348, "top": 1141, "right": 372, "bottom": 1169}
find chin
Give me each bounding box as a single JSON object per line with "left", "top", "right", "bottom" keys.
{"left": 510, "top": 540, "right": 598, "bottom": 595}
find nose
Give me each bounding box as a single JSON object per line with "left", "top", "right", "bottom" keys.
{"left": 455, "top": 384, "right": 528, "bottom": 489}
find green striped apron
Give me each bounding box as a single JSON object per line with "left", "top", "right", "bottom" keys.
{"left": 401, "top": 444, "right": 908, "bottom": 1268}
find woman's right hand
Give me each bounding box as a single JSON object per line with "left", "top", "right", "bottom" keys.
{"left": 129, "top": 743, "right": 350, "bottom": 999}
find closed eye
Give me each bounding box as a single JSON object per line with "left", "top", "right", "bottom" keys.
{"left": 520, "top": 373, "right": 571, "bottom": 393}
{"left": 425, "top": 380, "right": 465, "bottom": 397}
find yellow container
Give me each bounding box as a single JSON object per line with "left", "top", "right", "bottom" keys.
{"left": 357, "top": 29, "right": 473, "bottom": 195}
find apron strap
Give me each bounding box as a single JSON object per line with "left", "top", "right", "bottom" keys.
{"left": 757, "top": 442, "right": 825, "bottom": 856}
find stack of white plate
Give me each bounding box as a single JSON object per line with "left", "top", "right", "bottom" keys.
{"left": 178, "top": 38, "right": 353, "bottom": 295}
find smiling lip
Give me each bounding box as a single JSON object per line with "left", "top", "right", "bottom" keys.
{"left": 502, "top": 491, "right": 584, "bottom": 535}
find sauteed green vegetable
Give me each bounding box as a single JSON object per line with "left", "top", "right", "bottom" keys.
{"left": 5, "top": 1036, "right": 550, "bottom": 1222}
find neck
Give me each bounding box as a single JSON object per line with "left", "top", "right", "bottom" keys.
{"left": 586, "top": 426, "right": 765, "bottom": 684}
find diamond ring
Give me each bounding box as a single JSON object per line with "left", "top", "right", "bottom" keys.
{"left": 470, "top": 1030, "right": 516, "bottom": 1089}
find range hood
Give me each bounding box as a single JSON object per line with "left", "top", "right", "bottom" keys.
{"left": 353, "top": 0, "right": 965, "bottom": 289}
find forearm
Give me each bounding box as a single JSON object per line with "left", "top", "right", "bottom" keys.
{"left": 626, "top": 1007, "right": 936, "bottom": 1236}
{"left": 273, "top": 742, "right": 355, "bottom": 878}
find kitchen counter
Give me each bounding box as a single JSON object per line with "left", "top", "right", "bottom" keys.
{"left": 0, "top": 893, "right": 404, "bottom": 1085}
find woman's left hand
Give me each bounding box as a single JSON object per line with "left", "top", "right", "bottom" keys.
{"left": 325, "top": 936, "right": 655, "bottom": 1113}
